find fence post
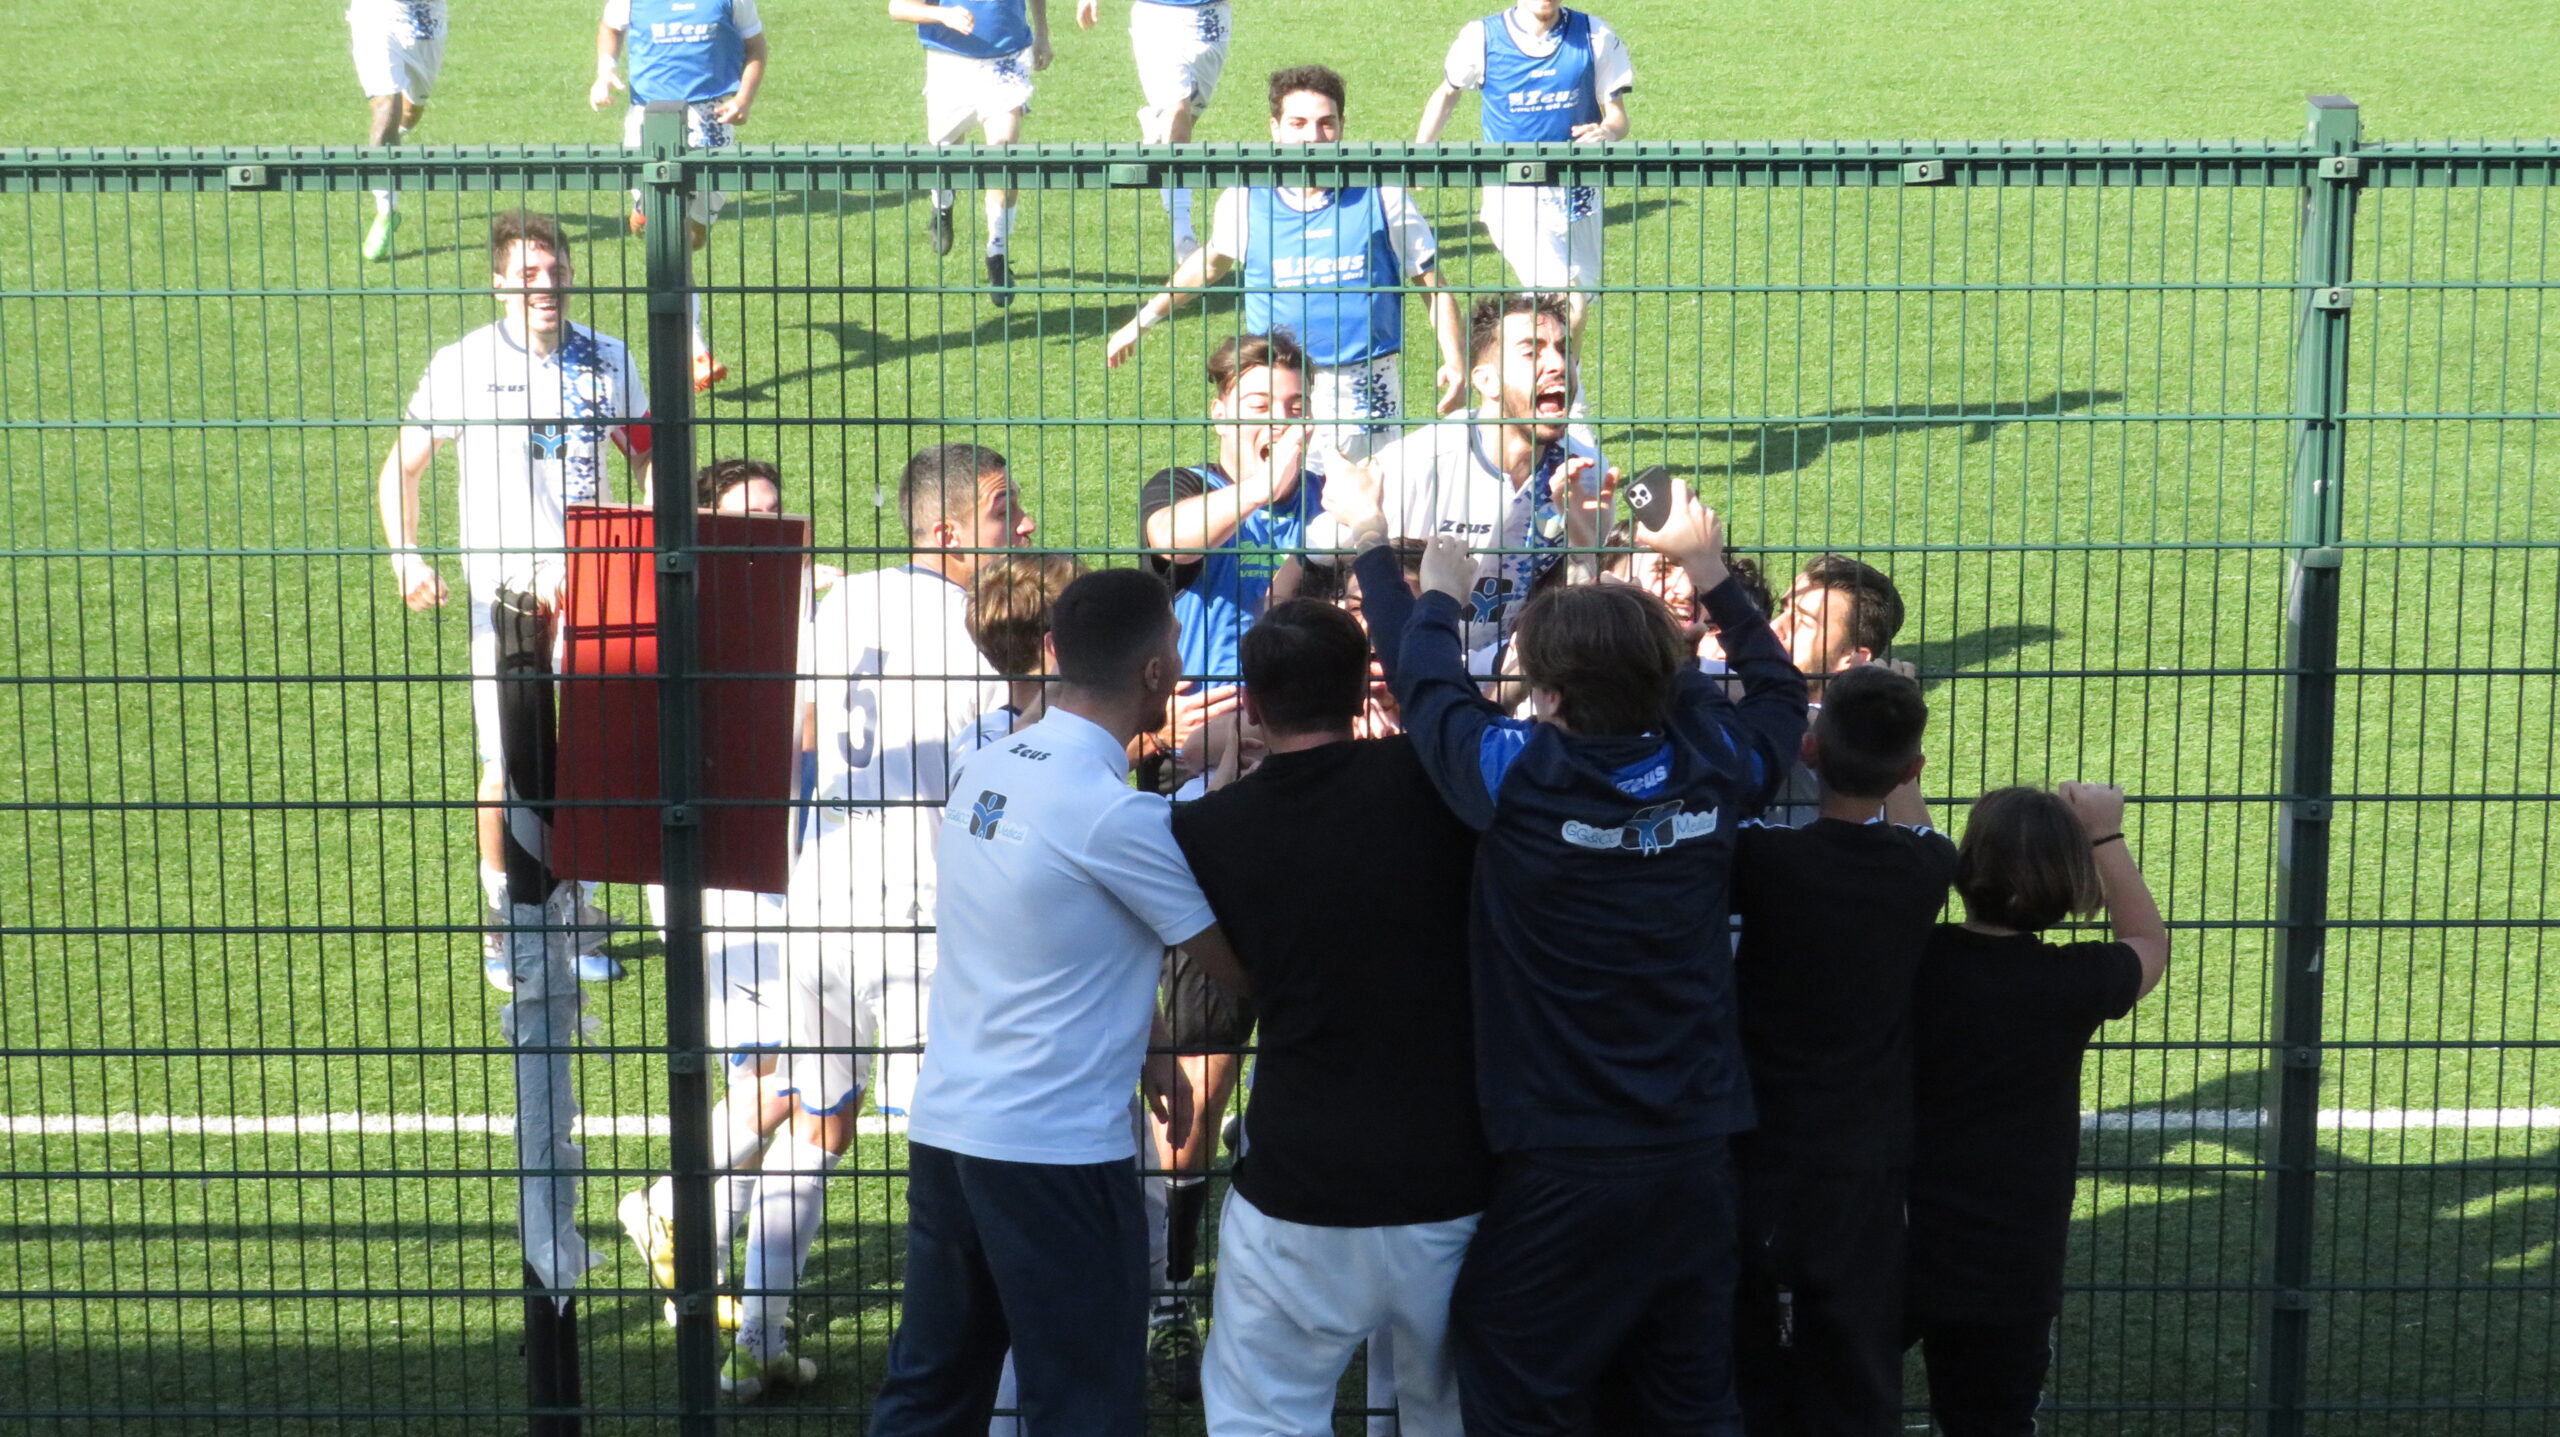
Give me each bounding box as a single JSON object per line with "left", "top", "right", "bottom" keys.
{"left": 2260, "top": 92, "right": 2358, "bottom": 1437}
{"left": 637, "top": 100, "right": 722, "bottom": 1437}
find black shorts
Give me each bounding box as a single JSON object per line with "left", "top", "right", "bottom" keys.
{"left": 1160, "top": 945, "right": 1256, "bottom": 1052}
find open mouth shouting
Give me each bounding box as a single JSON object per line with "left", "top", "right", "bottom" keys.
{"left": 1533, "top": 382, "right": 1571, "bottom": 420}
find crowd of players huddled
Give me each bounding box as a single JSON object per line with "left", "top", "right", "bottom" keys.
{"left": 355, "top": 2, "right": 2173, "bottom": 1433}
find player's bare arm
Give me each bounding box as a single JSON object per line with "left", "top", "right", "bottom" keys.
{"left": 1105, "top": 243, "right": 1235, "bottom": 366}
{"left": 1573, "top": 93, "right": 1630, "bottom": 143}
{"left": 589, "top": 16, "right": 627, "bottom": 109}
{"left": 715, "top": 33, "right": 769, "bottom": 123}
{"left": 377, "top": 425, "right": 449, "bottom": 610}
{"left": 1143, "top": 424, "right": 1309, "bottom": 558}
{"left": 1027, "top": 0, "right": 1052, "bottom": 69}
{"left": 1073, "top": 0, "right": 1098, "bottom": 28}
{"left": 1416, "top": 267, "right": 1466, "bottom": 414}
{"left": 1142, "top": 1007, "right": 1196, "bottom": 1150}
{"left": 1415, "top": 81, "right": 1462, "bottom": 142}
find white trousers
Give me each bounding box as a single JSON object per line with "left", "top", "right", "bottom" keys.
{"left": 1202, "top": 1189, "right": 1476, "bottom": 1437}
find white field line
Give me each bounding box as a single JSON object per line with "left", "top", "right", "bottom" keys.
{"left": 0, "top": 1109, "right": 2553, "bottom": 1138}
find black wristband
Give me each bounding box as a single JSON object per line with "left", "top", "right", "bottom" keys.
{"left": 2092, "top": 832, "right": 2125, "bottom": 850}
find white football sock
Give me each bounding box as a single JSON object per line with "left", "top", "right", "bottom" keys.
{"left": 740, "top": 1130, "right": 839, "bottom": 1360}
{"left": 932, "top": 188, "right": 956, "bottom": 212}
{"left": 1167, "top": 188, "right": 1196, "bottom": 244}
{"left": 480, "top": 863, "right": 508, "bottom": 910}
{"left": 372, "top": 190, "right": 395, "bottom": 217}
{"left": 689, "top": 293, "right": 708, "bottom": 360}
{"left": 984, "top": 199, "right": 1016, "bottom": 258}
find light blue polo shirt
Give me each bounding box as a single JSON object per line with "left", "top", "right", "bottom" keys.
{"left": 908, "top": 708, "right": 1218, "bottom": 1166}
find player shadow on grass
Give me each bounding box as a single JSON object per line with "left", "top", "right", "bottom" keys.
{"left": 1618, "top": 388, "right": 2125, "bottom": 478}
{"left": 1896, "top": 624, "right": 2065, "bottom": 695}
{"left": 2038, "top": 1064, "right": 2560, "bottom": 1414}
{"left": 710, "top": 288, "right": 1169, "bottom": 403}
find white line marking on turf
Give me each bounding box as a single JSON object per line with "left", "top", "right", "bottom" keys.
{"left": 1, "top": 1110, "right": 2552, "bottom": 1137}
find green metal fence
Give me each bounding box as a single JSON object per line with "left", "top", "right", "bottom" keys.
{"left": 2, "top": 97, "right": 2554, "bottom": 1433}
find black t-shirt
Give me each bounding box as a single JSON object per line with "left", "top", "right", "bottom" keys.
{"left": 1730, "top": 816, "right": 1959, "bottom": 1174}
{"left": 1169, "top": 736, "right": 1490, "bottom": 1227}
{"left": 1907, "top": 924, "right": 2144, "bottom": 1320}
{"left": 1138, "top": 465, "right": 1220, "bottom": 591}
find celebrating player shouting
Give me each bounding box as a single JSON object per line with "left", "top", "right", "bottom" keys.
{"left": 1417, "top": 2, "right": 1633, "bottom": 342}
{"left": 1108, "top": 66, "right": 1466, "bottom": 468}
{"left": 889, "top": 0, "right": 1055, "bottom": 305}
{"left": 592, "top": 0, "right": 769, "bottom": 391}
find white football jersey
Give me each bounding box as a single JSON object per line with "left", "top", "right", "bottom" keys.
{"left": 404, "top": 320, "right": 645, "bottom": 604}
{"left": 1374, "top": 419, "right": 1605, "bottom": 653}
{"left": 347, "top": 0, "right": 448, "bottom": 42}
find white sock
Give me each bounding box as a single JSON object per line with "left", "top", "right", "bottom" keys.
{"left": 480, "top": 864, "right": 508, "bottom": 910}
{"left": 740, "top": 1130, "right": 838, "bottom": 1360}
{"left": 1167, "top": 187, "right": 1195, "bottom": 242}
{"left": 648, "top": 1091, "right": 771, "bottom": 1276}
{"left": 689, "top": 293, "right": 708, "bottom": 360}
{"left": 985, "top": 198, "right": 1015, "bottom": 257}
{"left": 932, "top": 188, "right": 956, "bottom": 212}
{"left": 371, "top": 190, "right": 395, "bottom": 216}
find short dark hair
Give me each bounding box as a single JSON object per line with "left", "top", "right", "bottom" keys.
{"left": 1240, "top": 599, "right": 1368, "bottom": 737}
{"left": 1955, "top": 785, "right": 2104, "bottom": 933}
{"left": 1810, "top": 664, "right": 1927, "bottom": 799}
{"left": 1515, "top": 582, "right": 1688, "bottom": 736}
{"left": 1798, "top": 554, "right": 1905, "bottom": 658}
{"left": 1050, "top": 567, "right": 1174, "bottom": 692}
{"left": 1468, "top": 292, "right": 1573, "bottom": 366}
{"left": 490, "top": 211, "right": 569, "bottom": 273}
{"left": 968, "top": 552, "right": 1086, "bottom": 678}
{"left": 900, "top": 442, "right": 1007, "bottom": 544}
{"left": 1268, "top": 64, "right": 1346, "bottom": 118}
{"left": 694, "top": 456, "right": 779, "bottom": 509}
{"left": 1207, "top": 330, "right": 1308, "bottom": 397}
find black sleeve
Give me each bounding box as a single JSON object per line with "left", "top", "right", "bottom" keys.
{"left": 1138, "top": 466, "right": 1212, "bottom": 588}
{"left": 1729, "top": 822, "right": 1776, "bottom": 920}
{"left": 2056, "top": 939, "right": 2146, "bottom": 1023}
{"left": 1352, "top": 540, "right": 1417, "bottom": 688}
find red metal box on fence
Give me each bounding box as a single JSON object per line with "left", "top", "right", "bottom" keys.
{"left": 551, "top": 504, "right": 806, "bottom": 893}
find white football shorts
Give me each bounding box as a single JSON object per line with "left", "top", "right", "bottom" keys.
{"left": 622, "top": 102, "right": 733, "bottom": 227}
{"left": 923, "top": 47, "right": 1037, "bottom": 146}
{"left": 1130, "top": 1, "right": 1230, "bottom": 121}
{"left": 1307, "top": 352, "right": 1406, "bottom": 466}
{"left": 1480, "top": 183, "right": 1606, "bottom": 293}
{"left": 347, "top": 5, "right": 446, "bottom": 103}
{"left": 700, "top": 889, "right": 796, "bottom": 1072}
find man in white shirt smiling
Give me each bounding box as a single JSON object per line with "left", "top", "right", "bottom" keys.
{"left": 870, "top": 567, "right": 1249, "bottom": 1436}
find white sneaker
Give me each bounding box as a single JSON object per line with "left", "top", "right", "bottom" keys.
{"left": 721, "top": 1346, "right": 817, "bottom": 1402}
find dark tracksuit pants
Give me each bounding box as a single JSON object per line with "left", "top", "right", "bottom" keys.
{"left": 1451, "top": 1138, "right": 1744, "bottom": 1437}
{"left": 1732, "top": 1165, "right": 1908, "bottom": 1436}
{"left": 1907, "top": 1317, "right": 2054, "bottom": 1437}
{"left": 869, "top": 1141, "right": 1147, "bottom": 1437}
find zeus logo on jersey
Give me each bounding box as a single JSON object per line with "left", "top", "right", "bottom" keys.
{"left": 647, "top": 21, "right": 720, "bottom": 43}
{"left": 1504, "top": 88, "right": 1584, "bottom": 113}
{"left": 1273, "top": 254, "right": 1372, "bottom": 287}
{"left": 1561, "top": 800, "right": 1720, "bottom": 856}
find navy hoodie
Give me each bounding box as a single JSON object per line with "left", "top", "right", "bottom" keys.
{"left": 1353, "top": 542, "right": 1808, "bottom": 1152}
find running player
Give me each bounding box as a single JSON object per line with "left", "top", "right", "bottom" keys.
{"left": 347, "top": 0, "right": 448, "bottom": 261}
{"left": 1074, "top": 0, "right": 1230, "bottom": 263}
{"left": 1338, "top": 292, "right": 1612, "bottom": 664}
{"left": 591, "top": 0, "right": 769, "bottom": 392}
{"left": 1416, "top": 2, "right": 1633, "bottom": 342}
{"left": 888, "top": 0, "right": 1055, "bottom": 306}
{"left": 614, "top": 458, "right": 832, "bottom": 1399}
{"left": 1107, "top": 65, "right": 1467, "bottom": 467}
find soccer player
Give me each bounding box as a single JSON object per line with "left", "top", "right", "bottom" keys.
{"left": 870, "top": 568, "right": 1248, "bottom": 1436}
{"left": 1358, "top": 492, "right": 1807, "bottom": 1434}
{"left": 1415, "top": 1, "right": 1634, "bottom": 342}
{"left": 887, "top": 0, "right": 1055, "bottom": 305}
{"left": 347, "top": 0, "right": 448, "bottom": 261}
{"left": 1729, "top": 664, "right": 1955, "bottom": 1437}
{"left": 591, "top": 0, "right": 769, "bottom": 392}
{"left": 1106, "top": 65, "right": 1467, "bottom": 466}
{"left": 613, "top": 457, "right": 835, "bottom": 1398}
{"left": 1765, "top": 554, "right": 1907, "bottom": 825}
{"left": 375, "top": 210, "right": 652, "bottom": 1291}
{"left": 1073, "top": 0, "right": 1232, "bottom": 262}
{"left": 1352, "top": 292, "right": 1611, "bottom": 659}
{"left": 1908, "top": 782, "right": 2171, "bottom": 1436}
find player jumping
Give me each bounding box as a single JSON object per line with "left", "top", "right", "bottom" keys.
{"left": 1075, "top": 0, "right": 1231, "bottom": 263}
{"left": 347, "top": 0, "right": 448, "bottom": 261}
{"left": 888, "top": 0, "right": 1055, "bottom": 306}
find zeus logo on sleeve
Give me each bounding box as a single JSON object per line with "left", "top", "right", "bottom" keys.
{"left": 1561, "top": 800, "right": 1720, "bottom": 856}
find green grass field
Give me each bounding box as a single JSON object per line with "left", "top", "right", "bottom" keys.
{"left": 1, "top": 0, "right": 2555, "bottom": 1431}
